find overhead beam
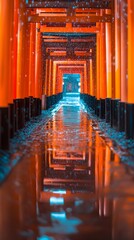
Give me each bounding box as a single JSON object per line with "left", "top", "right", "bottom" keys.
{"left": 41, "top": 26, "right": 99, "bottom": 33}
{"left": 59, "top": 66, "right": 84, "bottom": 69}
{"left": 57, "top": 64, "right": 85, "bottom": 67}
{"left": 28, "top": 15, "right": 112, "bottom": 24}
{"left": 26, "top": 1, "right": 111, "bottom": 9}
{"left": 45, "top": 56, "right": 92, "bottom": 60}
{"left": 43, "top": 42, "right": 96, "bottom": 48}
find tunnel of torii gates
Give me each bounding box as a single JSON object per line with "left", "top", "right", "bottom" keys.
{"left": 0, "top": 0, "right": 134, "bottom": 150}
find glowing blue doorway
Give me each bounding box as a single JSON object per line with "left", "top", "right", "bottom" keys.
{"left": 63, "top": 74, "right": 80, "bottom": 98}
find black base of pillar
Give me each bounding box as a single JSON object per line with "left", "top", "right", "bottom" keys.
{"left": 0, "top": 107, "right": 10, "bottom": 150}
{"left": 14, "top": 99, "right": 19, "bottom": 132}
{"left": 34, "top": 98, "right": 41, "bottom": 116}
{"left": 110, "top": 99, "right": 120, "bottom": 129}
{"left": 125, "top": 103, "right": 134, "bottom": 139}
{"left": 18, "top": 99, "right": 25, "bottom": 129}
{"left": 118, "top": 102, "right": 125, "bottom": 132}
{"left": 34, "top": 98, "right": 38, "bottom": 117}
{"left": 46, "top": 96, "right": 51, "bottom": 110}
{"left": 105, "top": 98, "right": 111, "bottom": 123}
{"left": 25, "top": 97, "right": 31, "bottom": 121}
{"left": 9, "top": 103, "right": 15, "bottom": 138}
{"left": 37, "top": 98, "right": 42, "bottom": 115}
{"left": 100, "top": 99, "right": 105, "bottom": 119}
{"left": 110, "top": 99, "right": 114, "bottom": 128}
{"left": 46, "top": 93, "right": 63, "bottom": 110}
{"left": 30, "top": 97, "right": 36, "bottom": 117}
{"left": 92, "top": 96, "right": 95, "bottom": 110}
{"left": 95, "top": 99, "right": 100, "bottom": 117}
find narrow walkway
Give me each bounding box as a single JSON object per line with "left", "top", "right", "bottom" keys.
{"left": 0, "top": 97, "right": 134, "bottom": 240}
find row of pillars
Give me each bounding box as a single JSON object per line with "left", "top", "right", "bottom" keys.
{"left": 0, "top": 0, "right": 62, "bottom": 150}
{"left": 81, "top": 0, "right": 134, "bottom": 139}
{"left": 0, "top": 0, "right": 43, "bottom": 107}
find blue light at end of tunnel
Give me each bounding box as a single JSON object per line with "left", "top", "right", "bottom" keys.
{"left": 37, "top": 236, "right": 54, "bottom": 240}
{"left": 50, "top": 197, "right": 64, "bottom": 206}
{"left": 52, "top": 189, "right": 66, "bottom": 194}
{"left": 51, "top": 212, "right": 66, "bottom": 220}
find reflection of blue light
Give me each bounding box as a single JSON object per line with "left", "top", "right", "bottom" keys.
{"left": 51, "top": 212, "right": 66, "bottom": 220}
{"left": 52, "top": 190, "right": 66, "bottom": 194}
{"left": 26, "top": 0, "right": 28, "bottom": 3}
{"left": 37, "top": 236, "right": 54, "bottom": 240}
{"left": 75, "top": 199, "right": 84, "bottom": 207}
{"left": 50, "top": 197, "right": 64, "bottom": 206}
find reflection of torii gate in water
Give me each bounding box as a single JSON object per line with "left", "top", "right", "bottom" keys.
{"left": 0, "top": 2, "right": 134, "bottom": 145}
{"left": 39, "top": 107, "right": 95, "bottom": 193}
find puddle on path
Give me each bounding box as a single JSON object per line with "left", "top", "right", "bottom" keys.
{"left": 0, "top": 97, "right": 134, "bottom": 240}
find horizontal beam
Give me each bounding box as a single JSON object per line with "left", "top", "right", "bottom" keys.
{"left": 44, "top": 56, "right": 92, "bottom": 60}
{"left": 26, "top": 1, "right": 111, "bottom": 9}
{"left": 57, "top": 64, "right": 85, "bottom": 67}
{"left": 28, "top": 15, "right": 112, "bottom": 23}
{"left": 41, "top": 26, "right": 99, "bottom": 34}
{"left": 46, "top": 48, "right": 90, "bottom": 52}
{"left": 59, "top": 66, "right": 84, "bottom": 69}
{"left": 43, "top": 42, "right": 96, "bottom": 48}
{"left": 54, "top": 60, "right": 86, "bottom": 64}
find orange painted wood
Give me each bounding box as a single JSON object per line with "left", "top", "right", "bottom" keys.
{"left": 29, "top": 23, "right": 36, "bottom": 97}
{"left": 114, "top": 2, "right": 121, "bottom": 99}
{"left": 128, "top": 0, "right": 134, "bottom": 103}
{"left": 100, "top": 11, "right": 107, "bottom": 99}
{"left": 111, "top": 0, "right": 115, "bottom": 98}
{"left": 35, "top": 23, "right": 42, "bottom": 98}
{"left": 96, "top": 23, "right": 100, "bottom": 100}
{"left": 17, "top": 0, "right": 30, "bottom": 98}
{"left": 41, "top": 26, "right": 99, "bottom": 34}
{"left": 106, "top": 10, "right": 112, "bottom": 98}
{"left": 13, "top": 0, "right": 19, "bottom": 100}
{"left": 0, "top": 0, "right": 14, "bottom": 106}
{"left": 121, "top": 0, "right": 128, "bottom": 102}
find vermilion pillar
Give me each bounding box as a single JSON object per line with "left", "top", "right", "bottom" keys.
{"left": 13, "top": 0, "right": 19, "bottom": 100}
{"left": 89, "top": 59, "right": 93, "bottom": 96}
{"left": 96, "top": 24, "right": 102, "bottom": 117}
{"left": 96, "top": 23, "right": 100, "bottom": 100}
{"left": 84, "top": 63, "right": 87, "bottom": 94}
{"left": 57, "top": 68, "right": 63, "bottom": 94}
{"left": 120, "top": 0, "right": 128, "bottom": 102}
{"left": 128, "top": 0, "right": 134, "bottom": 103}
{"left": 111, "top": 0, "right": 115, "bottom": 99}
{"left": 116, "top": 0, "right": 127, "bottom": 132}
{"left": 105, "top": 10, "right": 112, "bottom": 99}
{"left": 0, "top": 0, "right": 14, "bottom": 106}
{"left": 17, "top": 0, "right": 30, "bottom": 98}
{"left": 99, "top": 11, "right": 107, "bottom": 119}
{"left": 0, "top": 0, "right": 14, "bottom": 149}
{"left": 105, "top": 9, "right": 112, "bottom": 123}
{"left": 114, "top": 2, "right": 121, "bottom": 99}
{"left": 92, "top": 49, "right": 96, "bottom": 97}
{"left": 86, "top": 60, "right": 90, "bottom": 95}
{"left": 45, "top": 59, "right": 48, "bottom": 96}
{"left": 48, "top": 60, "right": 53, "bottom": 96}
{"left": 126, "top": 0, "right": 134, "bottom": 138}
{"left": 100, "top": 17, "right": 106, "bottom": 100}
{"left": 35, "top": 23, "right": 42, "bottom": 99}
{"left": 29, "top": 23, "right": 36, "bottom": 97}
{"left": 52, "top": 62, "right": 57, "bottom": 95}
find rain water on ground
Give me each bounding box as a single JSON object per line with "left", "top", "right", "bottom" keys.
{"left": 0, "top": 96, "right": 134, "bottom": 240}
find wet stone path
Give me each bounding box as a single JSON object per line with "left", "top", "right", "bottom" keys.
{"left": 0, "top": 97, "right": 134, "bottom": 240}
